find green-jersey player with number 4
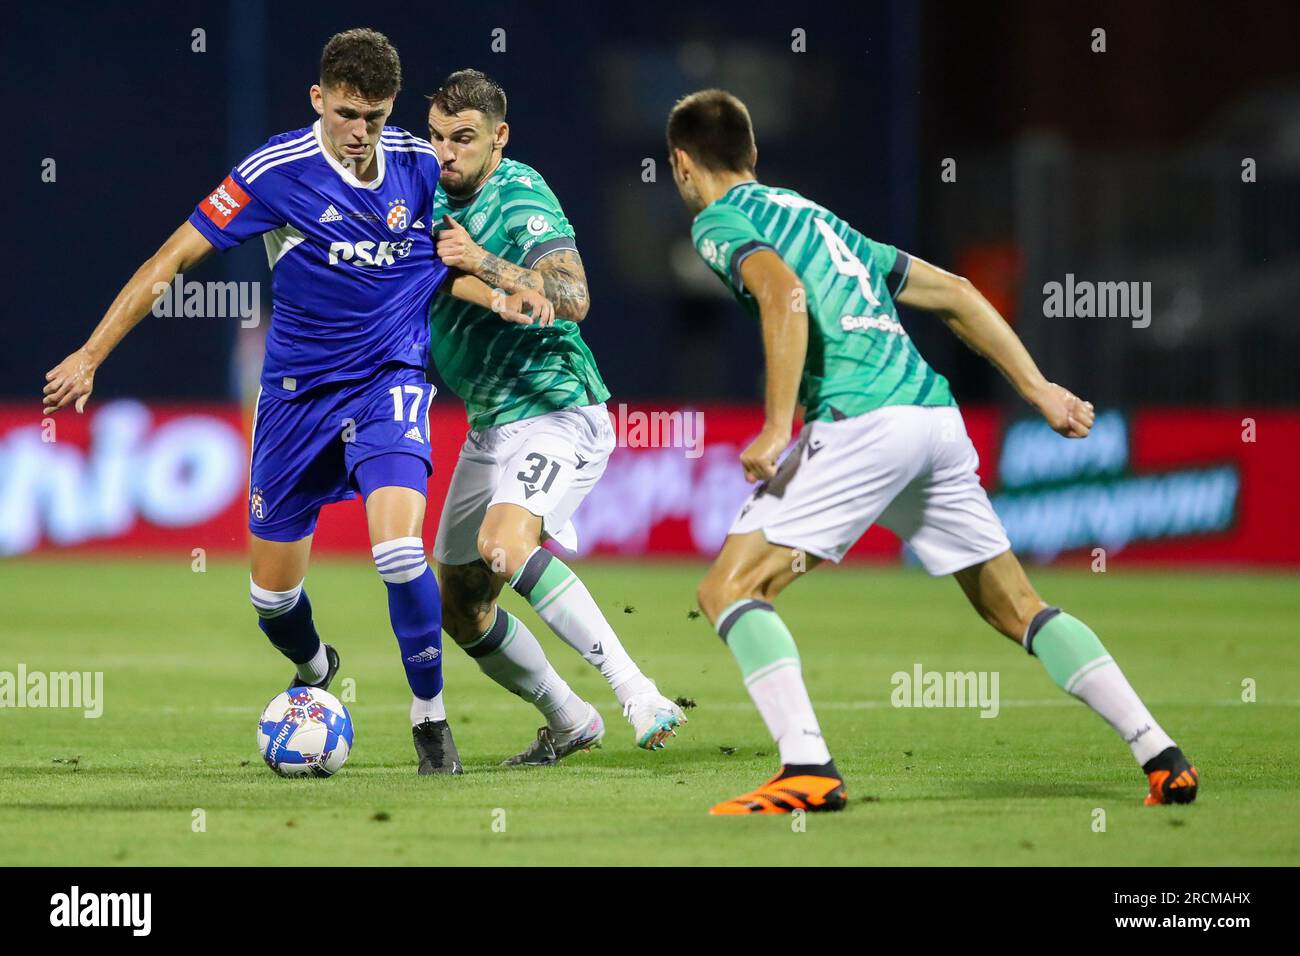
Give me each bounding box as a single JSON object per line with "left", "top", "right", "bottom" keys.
{"left": 425, "top": 70, "right": 686, "bottom": 765}
{"left": 668, "top": 89, "right": 1197, "bottom": 815}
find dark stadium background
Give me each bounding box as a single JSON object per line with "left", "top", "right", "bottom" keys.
{"left": 4, "top": 0, "right": 1299, "bottom": 563}
{"left": 10, "top": 0, "right": 1298, "bottom": 408}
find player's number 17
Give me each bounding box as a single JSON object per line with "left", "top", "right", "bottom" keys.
{"left": 389, "top": 384, "right": 425, "bottom": 422}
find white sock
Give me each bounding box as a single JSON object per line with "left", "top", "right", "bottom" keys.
{"left": 746, "top": 661, "right": 832, "bottom": 766}
{"left": 547, "top": 691, "right": 594, "bottom": 739}
{"left": 1070, "top": 661, "right": 1175, "bottom": 765}
{"left": 463, "top": 608, "right": 589, "bottom": 734}
{"left": 297, "top": 642, "right": 329, "bottom": 684}
{"left": 410, "top": 691, "right": 446, "bottom": 726}
{"left": 511, "top": 548, "right": 655, "bottom": 705}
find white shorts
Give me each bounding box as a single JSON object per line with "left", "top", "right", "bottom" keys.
{"left": 433, "top": 403, "right": 617, "bottom": 566}
{"left": 730, "top": 404, "right": 1011, "bottom": 575}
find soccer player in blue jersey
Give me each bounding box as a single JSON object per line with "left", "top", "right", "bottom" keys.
{"left": 41, "top": 29, "right": 551, "bottom": 776}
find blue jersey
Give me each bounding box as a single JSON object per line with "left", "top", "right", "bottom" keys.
{"left": 188, "top": 121, "right": 447, "bottom": 400}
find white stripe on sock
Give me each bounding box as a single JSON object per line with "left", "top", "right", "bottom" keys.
{"left": 372, "top": 537, "right": 428, "bottom": 584}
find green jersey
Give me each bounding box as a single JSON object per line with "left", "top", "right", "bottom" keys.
{"left": 428, "top": 157, "right": 609, "bottom": 430}
{"left": 692, "top": 181, "right": 953, "bottom": 422}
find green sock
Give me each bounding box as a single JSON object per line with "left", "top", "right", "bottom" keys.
{"left": 715, "top": 600, "right": 830, "bottom": 766}
{"left": 1025, "top": 608, "right": 1111, "bottom": 692}
{"left": 509, "top": 547, "right": 650, "bottom": 702}
{"left": 1025, "top": 607, "right": 1175, "bottom": 765}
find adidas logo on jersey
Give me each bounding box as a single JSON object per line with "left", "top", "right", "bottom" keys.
{"left": 318, "top": 204, "right": 343, "bottom": 223}
{"left": 404, "top": 426, "right": 424, "bottom": 443}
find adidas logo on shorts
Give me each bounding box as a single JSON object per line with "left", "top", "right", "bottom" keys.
{"left": 403, "top": 426, "right": 424, "bottom": 444}
{"left": 319, "top": 204, "right": 343, "bottom": 223}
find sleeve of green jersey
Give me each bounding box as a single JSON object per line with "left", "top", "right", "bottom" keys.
{"left": 499, "top": 176, "right": 578, "bottom": 268}
{"left": 691, "top": 203, "right": 775, "bottom": 295}
{"left": 865, "top": 238, "right": 913, "bottom": 298}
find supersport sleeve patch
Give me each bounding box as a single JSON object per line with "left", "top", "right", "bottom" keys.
{"left": 188, "top": 166, "right": 287, "bottom": 251}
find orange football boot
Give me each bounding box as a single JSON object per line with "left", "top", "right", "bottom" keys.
{"left": 1142, "top": 746, "right": 1199, "bottom": 806}
{"left": 710, "top": 762, "right": 848, "bottom": 815}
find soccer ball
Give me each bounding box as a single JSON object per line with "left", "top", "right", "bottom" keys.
{"left": 257, "top": 686, "right": 354, "bottom": 777}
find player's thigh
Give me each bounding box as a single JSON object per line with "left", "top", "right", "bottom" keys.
{"left": 697, "top": 530, "right": 823, "bottom": 623}
{"left": 432, "top": 441, "right": 497, "bottom": 567}
{"left": 248, "top": 388, "right": 349, "bottom": 544}
{"left": 250, "top": 532, "right": 314, "bottom": 592}
{"left": 490, "top": 405, "right": 615, "bottom": 540}
{"left": 344, "top": 367, "right": 436, "bottom": 545}
{"left": 732, "top": 408, "right": 925, "bottom": 566}
{"left": 877, "top": 406, "right": 1012, "bottom": 576}
{"left": 952, "top": 549, "right": 1046, "bottom": 643}
{"left": 362, "top": 484, "right": 427, "bottom": 544}
{"left": 437, "top": 560, "right": 506, "bottom": 644}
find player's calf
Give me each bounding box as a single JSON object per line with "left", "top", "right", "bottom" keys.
{"left": 440, "top": 561, "right": 596, "bottom": 759}
{"left": 508, "top": 544, "right": 686, "bottom": 747}
{"left": 957, "top": 551, "right": 1196, "bottom": 805}
{"left": 251, "top": 578, "right": 335, "bottom": 688}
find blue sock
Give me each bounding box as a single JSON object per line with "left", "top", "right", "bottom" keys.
{"left": 251, "top": 580, "right": 321, "bottom": 664}
{"left": 373, "top": 537, "right": 444, "bottom": 700}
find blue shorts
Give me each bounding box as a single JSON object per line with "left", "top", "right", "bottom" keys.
{"left": 248, "top": 363, "right": 435, "bottom": 541}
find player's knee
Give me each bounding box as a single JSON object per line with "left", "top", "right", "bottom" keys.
{"left": 697, "top": 570, "right": 751, "bottom": 624}
{"left": 476, "top": 532, "right": 529, "bottom": 578}
{"left": 980, "top": 595, "right": 1047, "bottom": 642}
{"left": 371, "top": 536, "right": 430, "bottom": 584}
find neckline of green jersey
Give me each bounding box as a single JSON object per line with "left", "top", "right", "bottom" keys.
{"left": 694, "top": 179, "right": 759, "bottom": 224}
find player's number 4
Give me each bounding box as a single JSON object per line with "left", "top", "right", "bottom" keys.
{"left": 768, "top": 193, "right": 880, "bottom": 306}
{"left": 389, "top": 384, "right": 424, "bottom": 422}
{"left": 813, "top": 218, "right": 880, "bottom": 307}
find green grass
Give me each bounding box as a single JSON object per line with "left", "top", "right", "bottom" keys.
{"left": 1, "top": 557, "right": 1297, "bottom": 866}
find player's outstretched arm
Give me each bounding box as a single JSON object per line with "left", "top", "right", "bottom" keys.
{"left": 896, "top": 256, "right": 1095, "bottom": 439}
{"left": 436, "top": 215, "right": 589, "bottom": 321}
{"left": 43, "top": 221, "right": 215, "bottom": 415}
{"left": 739, "top": 249, "right": 808, "bottom": 482}
{"left": 440, "top": 269, "right": 556, "bottom": 327}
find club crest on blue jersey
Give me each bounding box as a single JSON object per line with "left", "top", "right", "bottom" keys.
{"left": 387, "top": 199, "right": 410, "bottom": 233}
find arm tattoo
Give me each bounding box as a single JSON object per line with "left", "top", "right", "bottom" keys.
{"left": 537, "top": 250, "right": 590, "bottom": 321}
{"left": 474, "top": 249, "right": 590, "bottom": 321}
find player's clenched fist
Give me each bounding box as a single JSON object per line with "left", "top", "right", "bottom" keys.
{"left": 435, "top": 214, "right": 486, "bottom": 272}
{"left": 740, "top": 425, "right": 789, "bottom": 483}
{"left": 43, "top": 347, "right": 98, "bottom": 414}
{"left": 1034, "top": 381, "right": 1095, "bottom": 439}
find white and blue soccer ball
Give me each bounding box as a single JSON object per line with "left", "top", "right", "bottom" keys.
{"left": 257, "top": 686, "right": 354, "bottom": 778}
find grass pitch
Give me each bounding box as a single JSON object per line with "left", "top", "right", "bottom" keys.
{"left": 1, "top": 557, "right": 1297, "bottom": 866}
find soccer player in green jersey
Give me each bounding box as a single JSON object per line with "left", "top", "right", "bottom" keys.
{"left": 424, "top": 70, "right": 687, "bottom": 763}
{"left": 667, "top": 90, "right": 1198, "bottom": 815}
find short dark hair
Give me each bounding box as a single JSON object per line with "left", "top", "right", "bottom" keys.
{"left": 428, "top": 69, "right": 508, "bottom": 122}
{"left": 666, "top": 89, "right": 756, "bottom": 173}
{"left": 320, "top": 28, "right": 401, "bottom": 101}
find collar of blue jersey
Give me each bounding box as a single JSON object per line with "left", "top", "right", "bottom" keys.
{"left": 313, "top": 120, "right": 387, "bottom": 191}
